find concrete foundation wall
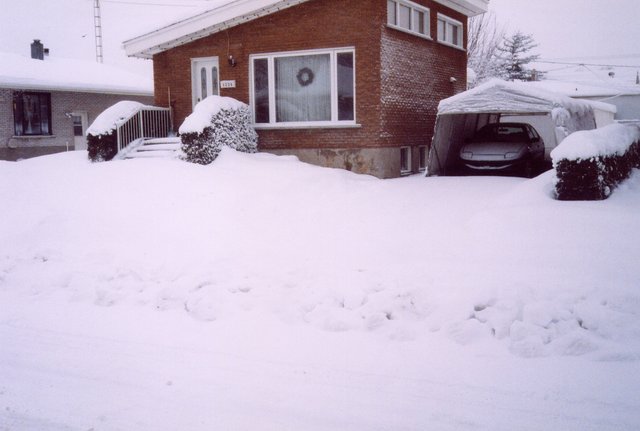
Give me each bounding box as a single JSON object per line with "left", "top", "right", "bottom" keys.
{"left": 265, "top": 146, "right": 404, "bottom": 179}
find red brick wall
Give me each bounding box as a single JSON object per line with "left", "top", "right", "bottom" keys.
{"left": 153, "top": 0, "right": 468, "bottom": 172}
{"left": 381, "top": 0, "right": 468, "bottom": 170}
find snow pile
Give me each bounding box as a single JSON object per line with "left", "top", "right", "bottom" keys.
{"left": 179, "top": 95, "right": 248, "bottom": 134}
{"left": 551, "top": 123, "right": 640, "bottom": 162}
{"left": 86, "top": 100, "right": 149, "bottom": 136}
{"left": 1, "top": 151, "right": 640, "bottom": 429}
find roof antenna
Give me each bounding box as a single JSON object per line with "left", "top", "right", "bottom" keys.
{"left": 93, "top": 0, "right": 104, "bottom": 63}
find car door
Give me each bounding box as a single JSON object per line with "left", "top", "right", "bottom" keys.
{"left": 526, "top": 125, "right": 545, "bottom": 159}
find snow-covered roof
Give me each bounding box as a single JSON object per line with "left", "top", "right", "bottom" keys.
{"left": 123, "top": 0, "right": 488, "bottom": 59}
{"left": 530, "top": 63, "right": 640, "bottom": 98}
{"left": 526, "top": 79, "right": 640, "bottom": 99}
{"left": 0, "top": 52, "right": 153, "bottom": 96}
{"left": 438, "top": 79, "right": 595, "bottom": 116}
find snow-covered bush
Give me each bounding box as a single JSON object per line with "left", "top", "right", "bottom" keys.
{"left": 87, "top": 132, "right": 117, "bottom": 162}
{"left": 552, "top": 123, "right": 640, "bottom": 200}
{"left": 179, "top": 96, "right": 258, "bottom": 165}
{"left": 86, "top": 101, "right": 146, "bottom": 162}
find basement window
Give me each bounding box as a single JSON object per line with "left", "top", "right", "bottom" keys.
{"left": 437, "top": 13, "right": 463, "bottom": 49}
{"left": 387, "top": 0, "right": 430, "bottom": 39}
{"left": 400, "top": 146, "right": 412, "bottom": 174}
{"left": 418, "top": 145, "right": 427, "bottom": 171}
{"left": 250, "top": 47, "right": 355, "bottom": 128}
{"left": 13, "top": 91, "right": 52, "bottom": 136}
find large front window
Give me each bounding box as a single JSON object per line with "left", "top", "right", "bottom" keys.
{"left": 13, "top": 91, "right": 52, "bottom": 136}
{"left": 251, "top": 48, "right": 355, "bottom": 127}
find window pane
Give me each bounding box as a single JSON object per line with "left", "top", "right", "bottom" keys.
{"left": 451, "top": 24, "right": 459, "bottom": 46}
{"left": 212, "top": 66, "right": 219, "bottom": 96}
{"left": 437, "top": 19, "right": 445, "bottom": 41}
{"left": 413, "top": 10, "right": 424, "bottom": 34}
{"left": 337, "top": 52, "right": 354, "bottom": 121}
{"left": 253, "top": 58, "right": 270, "bottom": 123}
{"left": 39, "top": 94, "right": 49, "bottom": 135}
{"left": 73, "top": 115, "right": 83, "bottom": 136}
{"left": 13, "top": 93, "right": 24, "bottom": 135}
{"left": 401, "top": 147, "right": 410, "bottom": 172}
{"left": 399, "top": 4, "right": 410, "bottom": 29}
{"left": 387, "top": 0, "right": 396, "bottom": 25}
{"left": 275, "top": 54, "right": 330, "bottom": 122}
{"left": 23, "top": 94, "right": 42, "bottom": 135}
{"left": 200, "top": 67, "right": 207, "bottom": 99}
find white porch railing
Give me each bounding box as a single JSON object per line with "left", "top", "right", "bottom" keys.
{"left": 116, "top": 106, "right": 172, "bottom": 153}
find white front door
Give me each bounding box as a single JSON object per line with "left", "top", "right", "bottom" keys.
{"left": 71, "top": 112, "right": 88, "bottom": 150}
{"left": 192, "top": 57, "right": 220, "bottom": 108}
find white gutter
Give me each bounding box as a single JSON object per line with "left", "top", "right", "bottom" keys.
{"left": 123, "top": 0, "right": 310, "bottom": 59}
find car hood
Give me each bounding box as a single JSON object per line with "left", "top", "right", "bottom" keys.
{"left": 459, "top": 141, "right": 528, "bottom": 161}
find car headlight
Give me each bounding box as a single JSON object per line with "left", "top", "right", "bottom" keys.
{"left": 504, "top": 152, "right": 519, "bottom": 160}
{"left": 461, "top": 151, "right": 473, "bottom": 158}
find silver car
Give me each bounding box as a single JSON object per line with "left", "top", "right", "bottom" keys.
{"left": 459, "top": 123, "right": 545, "bottom": 176}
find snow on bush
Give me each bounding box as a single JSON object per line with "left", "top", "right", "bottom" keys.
{"left": 86, "top": 101, "right": 148, "bottom": 162}
{"left": 552, "top": 123, "right": 640, "bottom": 200}
{"left": 179, "top": 96, "right": 257, "bottom": 165}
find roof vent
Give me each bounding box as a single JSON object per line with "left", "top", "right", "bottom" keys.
{"left": 31, "top": 39, "right": 44, "bottom": 60}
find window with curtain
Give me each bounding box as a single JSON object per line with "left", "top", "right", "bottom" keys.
{"left": 251, "top": 48, "right": 355, "bottom": 126}
{"left": 13, "top": 91, "right": 51, "bottom": 136}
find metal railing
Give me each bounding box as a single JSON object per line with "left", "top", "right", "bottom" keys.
{"left": 116, "top": 106, "right": 172, "bottom": 153}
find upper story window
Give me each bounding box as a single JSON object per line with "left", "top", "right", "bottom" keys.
{"left": 437, "top": 13, "right": 463, "bottom": 49}
{"left": 13, "top": 91, "right": 52, "bottom": 136}
{"left": 387, "top": 0, "right": 430, "bottom": 39}
{"left": 250, "top": 47, "right": 355, "bottom": 128}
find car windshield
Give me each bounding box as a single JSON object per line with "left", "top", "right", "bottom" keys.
{"left": 473, "top": 124, "right": 528, "bottom": 143}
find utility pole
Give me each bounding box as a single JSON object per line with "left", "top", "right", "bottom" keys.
{"left": 94, "top": 0, "right": 104, "bottom": 63}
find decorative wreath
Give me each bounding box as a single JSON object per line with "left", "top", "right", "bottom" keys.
{"left": 296, "top": 67, "right": 315, "bottom": 87}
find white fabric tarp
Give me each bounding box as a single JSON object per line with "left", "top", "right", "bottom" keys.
{"left": 427, "top": 79, "right": 597, "bottom": 175}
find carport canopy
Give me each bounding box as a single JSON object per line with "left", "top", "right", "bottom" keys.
{"left": 427, "top": 79, "right": 596, "bottom": 175}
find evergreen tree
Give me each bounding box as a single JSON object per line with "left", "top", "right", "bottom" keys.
{"left": 496, "top": 31, "right": 541, "bottom": 81}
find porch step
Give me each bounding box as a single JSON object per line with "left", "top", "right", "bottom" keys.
{"left": 124, "top": 137, "right": 181, "bottom": 160}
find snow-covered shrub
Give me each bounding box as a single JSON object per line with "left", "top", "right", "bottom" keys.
{"left": 87, "top": 132, "right": 118, "bottom": 162}
{"left": 179, "top": 96, "right": 257, "bottom": 165}
{"left": 552, "top": 123, "right": 640, "bottom": 200}
{"left": 86, "top": 101, "right": 146, "bottom": 162}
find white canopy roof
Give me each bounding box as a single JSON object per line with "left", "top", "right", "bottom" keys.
{"left": 438, "top": 79, "right": 595, "bottom": 116}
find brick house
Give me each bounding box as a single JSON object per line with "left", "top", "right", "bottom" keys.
{"left": 0, "top": 41, "right": 153, "bottom": 161}
{"left": 124, "top": 0, "right": 488, "bottom": 178}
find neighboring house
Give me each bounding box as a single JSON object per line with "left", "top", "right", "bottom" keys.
{"left": 123, "top": 0, "right": 488, "bottom": 178}
{"left": 528, "top": 64, "right": 640, "bottom": 123}
{"left": 0, "top": 40, "right": 154, "bottom": 161}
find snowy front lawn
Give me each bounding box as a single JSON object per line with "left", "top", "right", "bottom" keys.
{"left": 1, "top": 149, "right": 639, "bottom": 430}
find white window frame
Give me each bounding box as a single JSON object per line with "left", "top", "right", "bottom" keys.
{"left": 387, "top": 0, "right": 431, "bottom": 40}
{"left": 400, "top": 146, "right": 412, "bottom": 174}
{"left": 437, "top": 13, "right": 464, "bottom": 49}
{"left": 249, "top": 47, "right": 357, "bottom": 129}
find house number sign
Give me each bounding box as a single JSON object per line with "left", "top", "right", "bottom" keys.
{"left": 220, "top": 80, "right": 236, "bottom": 88}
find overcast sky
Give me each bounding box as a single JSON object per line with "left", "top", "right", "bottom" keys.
{"left": 0, "top": 0, "right": 638, "bottom": 75}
